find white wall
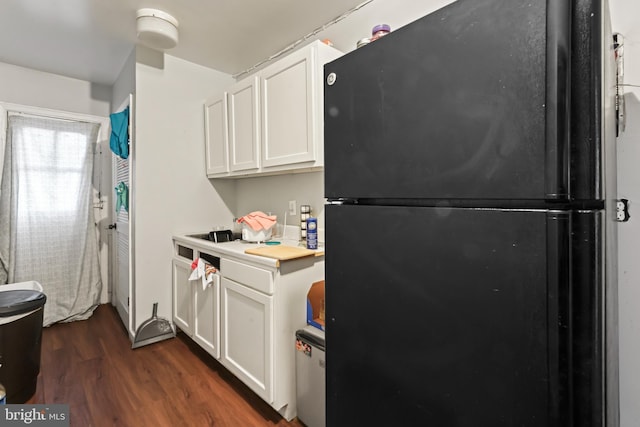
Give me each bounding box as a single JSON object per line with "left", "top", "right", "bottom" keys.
{"left": 610, "top": 1, "right": 640, "bottom": 425}
{"left": 0, "top": 61, "right": 111, "bottom": 117}
{"left": 112, "top": 49, "right": 136, "bottom": 110}
{"left": 236, "top": 172, "right": 326, "bottom": 238}
{"left": 133, "top": 48, "right": 235, "bottom": 328}
{"left": 306, "top": 0, "right": 455, "bottom": 58}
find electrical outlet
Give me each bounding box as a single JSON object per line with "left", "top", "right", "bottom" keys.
{"left": 288, "top": 200, "right": 297, "bottom": 215}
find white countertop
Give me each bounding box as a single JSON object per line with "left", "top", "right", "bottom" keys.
{"left": 173, "top": 234, "right": 324, "bottom": 268}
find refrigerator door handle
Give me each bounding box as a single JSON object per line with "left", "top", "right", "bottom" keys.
{"left": 545, "top": 1, "right": 572, "bottom": 199}
{"left": 546, "top": 212, "right": 573, "bottom": 425}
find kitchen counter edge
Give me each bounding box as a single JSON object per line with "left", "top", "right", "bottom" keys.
{"left": 172, "top": 234, "right": 325, "bottom": 268}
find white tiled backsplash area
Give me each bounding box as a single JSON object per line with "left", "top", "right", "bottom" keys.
{"left": 235, "top": 171, "right": 326, "bottom": 242}
{"left": 273, "top": 224, "right": 325, "bottom": 244}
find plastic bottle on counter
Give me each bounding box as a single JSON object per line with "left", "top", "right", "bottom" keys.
{"left": 306, "top": 217, "right": 318, "bottom": 250}
{"left": 370, "top": 24, "right": 391, "bottom": 42}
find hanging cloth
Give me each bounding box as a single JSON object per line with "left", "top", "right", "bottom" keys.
{"left": 2, "top": 114, "right": 102, "bottom": 325}
{"left": 189, "top": 258, "right": 217, "bottom": 290}
{"left": 109, "top": 106, "right": 129, "bottom": 159}
{"left": 115, "top": 182, "right": 129, "bottom": 213}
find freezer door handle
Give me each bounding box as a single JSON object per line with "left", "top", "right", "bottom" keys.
{"left": 545, "top": 1, "right": 571, "bottom": 199}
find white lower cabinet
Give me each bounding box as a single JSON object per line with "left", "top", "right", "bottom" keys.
{"left": 221, "top": 277, "right": 273, "bottom": 402}
{"left": 171, "top": 237, "right": 325, "bottom": 422}
{"left": 172, "top": 257, "right": 221, "bottom": 359}
{"left": 193, "top": 273, "right": 221, "bottom": 358}
{"left": 172, "top": 258, "right": 192, "bottom": 333}
{"left": 216, "top": 255, "right": 323, "bottom": 421}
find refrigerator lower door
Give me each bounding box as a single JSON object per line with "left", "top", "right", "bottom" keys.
{"left": 325, "top": 204, "right": 608, "bottom": 426}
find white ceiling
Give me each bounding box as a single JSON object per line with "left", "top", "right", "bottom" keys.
{"left": 0, "top": 0, "right": 365, "bottom": 85}
{"left": 4, "top": 0, "right": 637, "bottom": 88}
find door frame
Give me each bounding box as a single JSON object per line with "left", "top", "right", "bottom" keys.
{"left": 110, "top": 94, "right": 135, "bottom": 339}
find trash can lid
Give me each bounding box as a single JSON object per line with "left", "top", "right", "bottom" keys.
{"left": 0, "top": 290, "right": 46, "bottom": 317}
{"left": 296, "top": 327, "right": 325, "bottom": 350}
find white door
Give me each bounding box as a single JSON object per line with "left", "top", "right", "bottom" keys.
{"left": 111, "top": 95, "right": 134, "bottom": 338}
{"left": 113, "top": 151, "right": 132, "bottom": 335}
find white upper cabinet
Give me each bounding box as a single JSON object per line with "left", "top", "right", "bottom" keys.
{"left": 205, "top": 40, "right": 342, "bottom": 178}
{"left": 228, "top": 76, "right": 261, "bottom": 172}
{"left": 260, "top": 46, "right": 315, "bottom": 168}
{"left": 204, "top": 95, "right": 229, "bottom": 176}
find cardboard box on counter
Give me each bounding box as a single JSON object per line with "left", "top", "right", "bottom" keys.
{"left": 306, "top": 280, "right": 325, "bottom": 331}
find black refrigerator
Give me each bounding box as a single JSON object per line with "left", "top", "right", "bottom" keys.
{"left": 323, "top": 0, "right": 620, "bottom": 426}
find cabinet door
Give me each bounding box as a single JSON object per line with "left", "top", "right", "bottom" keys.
{"left": 193, "top": 273, "right": 221, "bottom": 359}
{"left": 228, "top": 76, "right": 260, "bottom": 172}
{"left": 221, "top": 277, "right": 273, "bottom": 403}
{"left": 261, "top": 46, "right": 317, "bottom": 167}
{"left": 204, "top": 95, "right": 229, "bottom": 176}
{"left": 172, "top": 258, "right": 192, "bottom": 334}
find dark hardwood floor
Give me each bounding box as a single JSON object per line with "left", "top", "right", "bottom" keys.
{"left": 30, "top": 304, "right": 305, "bottom": 427}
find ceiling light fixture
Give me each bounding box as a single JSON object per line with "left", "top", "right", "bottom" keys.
{"left": 136, "top": 8, "right": 179, "bottom": 50}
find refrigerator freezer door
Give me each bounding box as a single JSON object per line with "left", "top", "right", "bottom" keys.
{"left": 325, "top": 204, "right": 606, "bottom": 426}
{"left": 324, "top": 0, "right": 606, "bottom": 202}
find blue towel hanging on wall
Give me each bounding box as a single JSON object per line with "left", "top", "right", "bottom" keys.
{"left": 110, "top": 106, "right": 129, "bottom": 159}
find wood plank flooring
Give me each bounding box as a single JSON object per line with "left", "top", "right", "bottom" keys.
{"left": 29, "top": 304, "right": 305, "bottom": 427}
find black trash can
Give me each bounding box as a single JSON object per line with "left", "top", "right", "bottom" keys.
{"left": 0, "top": 285, "right": 47, "bottom": 403}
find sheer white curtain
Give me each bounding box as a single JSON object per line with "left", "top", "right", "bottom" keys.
{"left": 0, "top": 114, "right": 102, "bottom": 326}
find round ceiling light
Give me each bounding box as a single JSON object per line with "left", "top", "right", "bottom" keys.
{"left": 136, "top": 8, "right": 179, "bottom": 50}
